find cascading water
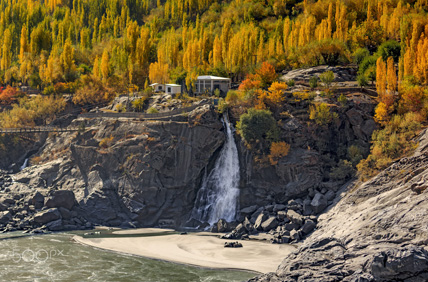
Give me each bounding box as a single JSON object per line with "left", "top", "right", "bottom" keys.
{"left": 191, "top": 115, "right": 240, "bottom": 224}
{"left": 20, "top": 158, "right": 28, "bottom": 171}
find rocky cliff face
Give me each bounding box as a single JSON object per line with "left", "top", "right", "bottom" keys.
{"left": 237, "top": 91, "right": 376, "bottom": 209}
{"left": 0, "top": 105, "right": 225, "bottom": 231}
{"left": 250, "top": 129, "right": 428, "bottom": 281}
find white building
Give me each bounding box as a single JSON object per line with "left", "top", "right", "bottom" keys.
{"left": 149, "top": 83, "right": 165, "bottom": 92}
{"left": 165, "top": 84, "right": 181, "bottom": 95}
{"left": 195, "top": 75, "right": 231, "bottom": 95}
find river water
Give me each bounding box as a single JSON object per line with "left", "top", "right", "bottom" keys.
{"left": 0, "top": 232, "right": 255, "bottom": 281}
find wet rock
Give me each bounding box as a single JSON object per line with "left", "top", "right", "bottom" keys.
{"left": 210, "top": 224, "right": 218, "bottom": 233}
{"left": 224, "top": 241, "right": 243, "bottom": 248}
{"left": 261, "top": 216, "right": 279, "bottom": 232}
{"left": 33, "top": 208, "right": 61, "bottom": 224}
{"left": 45, "top": 190, "right": 75, "bottom": 210}
{"left": 311, "top": 192, "right": 327, "bottom": 214}
{"left": 217, "top": 219, "right": 229, "bottom": 233}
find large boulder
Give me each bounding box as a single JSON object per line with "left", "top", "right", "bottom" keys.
{"left": 311, "top": 192, "right": 327, "bottom": 214}
{"left": 0, "top": 211, "right": 12, "bottom": 224}
{"left": 366, "top": 245, "right": 428, "bottom": 281}
{"left": 254, "top": 213, "right": 268, "bottom": 230}
{"left": 45, "top": 190, "right": 75, "bottom": 210}
{"left": 33, "top": 208, "right": 61, "bottom": 224}
{"left": 301, "top": 219, "right": 316, "bottom": 235}
{"left": 29, "top": 191, "right": 44, "bottom": 209}
{"left": 287, "top": 210, "right": 304, "bottom": 226}
{"left": 217, "top": 219, "right": 229, "bottom": 233}
{"left": 261, "top": 216, "right": 279, "bottom": 232}
{"left": 45, "top": 219, "right": 64, "bottom": 231}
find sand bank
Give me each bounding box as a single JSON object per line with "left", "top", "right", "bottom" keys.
{"left": 73, "top": 229, "right": 295, "bottom": 273}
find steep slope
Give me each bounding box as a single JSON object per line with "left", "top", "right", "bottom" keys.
{"left": 251, "top": 129, "right": 428, "bottom": 281}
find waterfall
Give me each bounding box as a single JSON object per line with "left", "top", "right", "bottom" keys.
{"left": 191, "top": 115, "right": 240, "bottom": 224}
{"left": 20, "top": 158, "right": 29, "bottom": 171}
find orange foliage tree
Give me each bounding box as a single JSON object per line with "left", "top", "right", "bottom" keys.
{"left": 0, "top": 86, "right": 19, "bottom": 105}
{"left": 268, "top": 141, "right": 290, "bottom": 165}
{"left": 255, "top": 62, "right": 278, "bottom": 87}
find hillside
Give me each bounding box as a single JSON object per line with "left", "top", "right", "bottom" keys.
{"left": 250, "top": 128, "right": 428, "bottom": 281}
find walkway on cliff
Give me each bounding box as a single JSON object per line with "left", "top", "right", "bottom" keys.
{"left": 0, "top": 100, "right": 212, "bottom": 134}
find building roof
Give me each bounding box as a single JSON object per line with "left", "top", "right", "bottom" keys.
{"left": 149, "top": 83, "right": 164, "bottom": 86}
{"left": 197, "top": 75, "right": 230, "bottom": 80}
{"left": 165, "top": 84, "right": 181, "bottom": 87}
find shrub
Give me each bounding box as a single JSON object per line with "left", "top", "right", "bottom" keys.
{"left": 132, "top": 97, "right": 147, "bottom": 112}
{"left": 319, "top": 70, "right": 335, "bottom": 89}
{"left": 239, "top": 74, "right": 262, "bottom": 91}
{"left": 357, "top": 74, "right": 368, "bottom": 87}
{"left": 358, "top": 55, "right": 378, "bottom": 76}
{"left": 337, "top": 94, "right": 347, "bottom": 107}
{"left": 268, "top": 141, "right": 290, "bottom": 165}
{"left": 309, "top": 76, "right": 318, "bottom": 89}
{"left": 357, "top": 112, "right": 423, "bottom": 180}
{"left": 309, "top": 103, "right": 338, "bottom": 125}
{"left": 147, "top": 107, "right": 159, "bottom": 114}
{"left": 293, "top": 91, "right": 316, "bottom": 101}
{"left": 236, "top": 108, "right": 279, "bottom": 147}
{"left": 330, "top": 160, "right": 354, "bottom": 180}
{"left": 43, "top": 85, "right": 55, "bottom": 96}
{"left": 225, "top": 90, "right": 242, "bottom": 104}
{"left": 353, "top": 48, "right": 370, "bottom": 65}
{"left": 99, "top": 136, "right": 114, "bottom": 148}
{"left": 72, "top": 75, "right": 116, "bottom": 105}
{"left": 287, "top": 79, "right": 295, "bottom": 87}
{"left": 115, "top": 104, "right": 126, "bottom": 112}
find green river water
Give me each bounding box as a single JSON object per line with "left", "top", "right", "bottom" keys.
{"left": 0, "top": 232, "right": 255, "bottom": 282}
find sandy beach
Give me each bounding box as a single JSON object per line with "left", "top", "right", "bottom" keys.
{"left": 73, "top": 229, "right": 295, "bottom": 273}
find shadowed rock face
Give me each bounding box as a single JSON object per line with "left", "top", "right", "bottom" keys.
{"left": 1, "top": 105, "right": 225, "bottom": 230}
{"left": 249, "top": 129, "right": 428, "bottom": 281}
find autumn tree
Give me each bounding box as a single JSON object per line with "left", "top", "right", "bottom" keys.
{"left": 149, "top": 62, "right": 169, "bottom": 84}
{"left": 255, "top": 62, "right": 278, "bottom": 87}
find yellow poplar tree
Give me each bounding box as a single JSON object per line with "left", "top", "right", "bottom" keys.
{"left": 100, "top": 49, "right": 110, "bottom": 81}
{"left": 386, "top": 57, "right": 397, "bottom": 93}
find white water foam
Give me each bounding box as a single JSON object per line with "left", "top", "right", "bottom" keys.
{"left": 191, "top": 115, "right": 240, "bottom": 224}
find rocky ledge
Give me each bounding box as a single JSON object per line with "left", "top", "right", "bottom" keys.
{"left": 250, "top": 129, "right": 428, "bottom": 281}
